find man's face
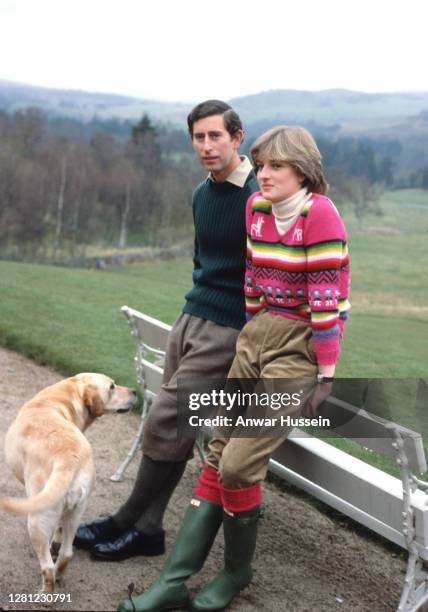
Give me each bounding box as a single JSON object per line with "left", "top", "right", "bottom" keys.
{"left": 191, "top": 114, "right": 243, "bottom": 182}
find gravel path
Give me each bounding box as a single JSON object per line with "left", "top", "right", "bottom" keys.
{"left": 0, "top": 347, "right": 408, "bottom": 611}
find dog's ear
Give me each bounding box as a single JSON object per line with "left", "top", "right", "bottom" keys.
{"left": 83, "top": 385, "right": 104, "bottom": 418}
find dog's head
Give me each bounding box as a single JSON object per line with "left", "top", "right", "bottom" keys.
{"left": 76, "top": 373, "right": 137, "bottom": 419}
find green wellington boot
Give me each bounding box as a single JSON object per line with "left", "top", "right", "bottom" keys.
{"left": 190, "top": 506, "right": 261, "bottom": 611}
{"left": 117, "top": 498, "right": 223, "bottom": 612}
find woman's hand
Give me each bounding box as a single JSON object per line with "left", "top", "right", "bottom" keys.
{"left": 303, "top": 365, "right": 335, "bottom": 418}
{"left": 303, "top": 382, "right": 333, "bottom": 418}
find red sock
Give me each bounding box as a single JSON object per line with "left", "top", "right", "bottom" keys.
{"left": 194, "top": 464, "right": 222, "bottom": 505}
{"left": 221, "top": 482, "right": 262, "bottom": 513}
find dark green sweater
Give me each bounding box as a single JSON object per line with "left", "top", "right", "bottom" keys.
{"left": 183, "top": 171, "right": 259, "bottom": 330}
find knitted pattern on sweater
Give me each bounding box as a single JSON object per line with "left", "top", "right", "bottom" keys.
{"left": 245, "top": 192, "right": 351, "bottom": 365}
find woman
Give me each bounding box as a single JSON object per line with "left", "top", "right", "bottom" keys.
{"left": 118, "top": 126, "right": 351, "bottom": 612}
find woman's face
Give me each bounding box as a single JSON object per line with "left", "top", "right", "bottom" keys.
{"left": 256, "top": 160, "right": 303, "bottom": 203}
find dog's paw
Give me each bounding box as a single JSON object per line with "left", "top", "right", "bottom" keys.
{"left": 55, "top": 575, "right": 64, "bottom": 587}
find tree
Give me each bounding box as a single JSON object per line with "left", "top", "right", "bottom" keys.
{"left": 125, "top": 115, "right": 164, "bottom": 242}
{"left": 109, "top": 158, "right": 140, "bottom": 248}
{"left": 412, "top": 166, "right": 428, "bottom": 190}
{"left": 65, "top": 144, "right": 99, "bottom": 255}
{"left": 328, "top": 169, "right": 382, "bottom": 226}
{"left": 12, "top": 108, "right": 46, "bottom": 158}
{"left": 129, "top": 114, "right": 161, "bottom": 172}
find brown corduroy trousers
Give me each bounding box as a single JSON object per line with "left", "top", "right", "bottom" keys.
{"left": 206, "top": 312, "right": 318, "bottom": 488}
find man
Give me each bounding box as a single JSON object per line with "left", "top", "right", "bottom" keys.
{"left": 74, "top": 100, "right": 259, "bottom": 560}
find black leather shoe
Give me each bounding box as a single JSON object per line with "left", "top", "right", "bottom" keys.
{"left": 90, "top": 527, "right": 165, "bottom": 560}
{"left": 74, "top": 516, "right": 123, "bottom": 550}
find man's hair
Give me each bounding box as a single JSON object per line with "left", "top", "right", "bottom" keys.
{"left": 187, "top": 100, "right": 243, "bottom": 138}
{"left": 250, "top": 125, "right": 328, "bottom": 194}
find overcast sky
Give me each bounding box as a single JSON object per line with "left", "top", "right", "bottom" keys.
{"left": 0, "top": 0, "right": 426, "bottom": 102}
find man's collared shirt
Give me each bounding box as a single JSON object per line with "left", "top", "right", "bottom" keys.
{"left": 207, "top": 156, "right": 253, "bottom": 188}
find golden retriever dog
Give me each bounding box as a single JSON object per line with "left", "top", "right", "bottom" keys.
{"left": 0, "top": 373, "right": 137, "bottom": 593}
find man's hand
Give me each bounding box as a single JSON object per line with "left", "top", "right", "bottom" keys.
{"left": 303, "top": 382, "right": 333, "bottom": 418}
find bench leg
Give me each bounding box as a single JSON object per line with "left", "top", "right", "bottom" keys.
{"left": 398, "top": 551, "right": 428, "bottom": 612}
{"left": 195, "top": 431, "right": 206, "bottom": 466}
{"left": 391, "top": 428, "right": 428, "bottom": 612}
{"left": 111, "top": 395, "right": 206, "bottom": 481}
{"left": 110, "top": 400, "right": 150, "bottom": 482}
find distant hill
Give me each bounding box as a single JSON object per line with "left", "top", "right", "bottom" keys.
{"left": 1, "top": 79, "right": 428, "bottom": 178}
{"left": 231, "top": 89, "right": 428, "bottom": 133}
{"left": 1, "top": 79, "right": 428, "bottom": 134}
{"left": 0, "top": 79, "right": 190, "bottom": 123}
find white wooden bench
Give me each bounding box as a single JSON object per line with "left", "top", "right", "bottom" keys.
{"left": 112, "top": 305, "right": 428, "bottom": 612}
{"left": 110, "top": 305, "right": 205, "bottom": 484}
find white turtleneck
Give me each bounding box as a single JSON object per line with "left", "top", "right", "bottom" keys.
{"left": 271, "top": 187, "right": 312, "bottom": 236}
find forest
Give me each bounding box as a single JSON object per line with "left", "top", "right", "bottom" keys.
{"left": 0, "top": 107, "right": 425, "bottom": 262}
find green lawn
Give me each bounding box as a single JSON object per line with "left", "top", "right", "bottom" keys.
{"left": 0, "top": 257, "right": 191, "bottom": 388}
{"left": 0, "top": 188, "right": 427, "bottom": 475}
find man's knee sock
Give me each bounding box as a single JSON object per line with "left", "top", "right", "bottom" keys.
{"left": 113, "top": 455, "right": 187, "bottom": 531}
{"left": 135, "top": 459, "right": 187, "bottom": 535}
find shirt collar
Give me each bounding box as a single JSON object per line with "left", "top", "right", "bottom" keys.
{"left": 207, "top": 156, "right": 253, "bottom": 188}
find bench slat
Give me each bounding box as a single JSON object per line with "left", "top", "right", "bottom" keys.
{"left": 320, "top": 396, "right": 427, "bottom": 474}
{"left": 271, "top": 431, "right": 428, "bottom": 558}
{"left": 140, "top": 358, "right": 164, "bottom": 393}
{"left": 122, "top": 305, "right": 171, "bottom": 352}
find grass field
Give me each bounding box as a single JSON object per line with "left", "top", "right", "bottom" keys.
{"left": 0, "top": 256, "right": 191, "bottom": 388}
{"left": 0, "top": 188, "right": 427, "bottom": 474}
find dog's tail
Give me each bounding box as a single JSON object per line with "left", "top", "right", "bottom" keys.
{"left": 0, "top": 460, "right": 79, "bottom": 515}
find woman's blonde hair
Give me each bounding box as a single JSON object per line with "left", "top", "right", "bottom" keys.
{"left": 250, "top": 125, "right": 328, "bottom": 194}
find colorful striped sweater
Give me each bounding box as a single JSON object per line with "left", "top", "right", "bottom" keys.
{"left": 245, "top": 192, "right": 351, "bottom": 365}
